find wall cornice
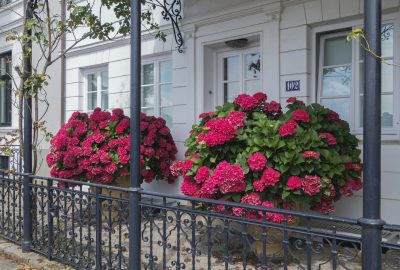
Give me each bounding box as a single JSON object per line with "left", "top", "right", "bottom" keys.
{"left": 182, "top": 0, "right": 282, "bottom": 28}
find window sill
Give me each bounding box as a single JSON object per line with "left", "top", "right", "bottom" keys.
{"left": 0, "top": 126, "right": 17, "bottom": 132}
{"left": 352, "top": 129, "right": 400, "bottom": 142}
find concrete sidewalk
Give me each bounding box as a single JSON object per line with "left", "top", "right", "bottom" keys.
{"left": 0, "top": 251, "right": 20, "bottom": 270}
{"left": 0, "top": 238, "right": 66, "bottom": 270}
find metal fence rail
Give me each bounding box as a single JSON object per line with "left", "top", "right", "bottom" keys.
{"left": 0, "top": 171, "right": 399, "bottom": 269}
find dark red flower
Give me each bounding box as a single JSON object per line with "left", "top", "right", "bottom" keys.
{"left": 319, "top": 132, "right": 337, "bottom": 145}
{"left": 287, "top": 176, "right": 302, "bottom": 190}
{"left": 312, "top": 199, "right": 335, "bottom": 214}
{"left": 292, "top": 109, "right": 310, "bottom": 122}
{"left": 264, "top": 101, "right": 282, "bottom": 114}
{"left": 233, "top": 94, "right": 259, "bottom": 111}
{"left": 279, "top": 120, "right": 298, "bottom": 137}
{"left": 253, "top": 92, "right": 267, "bottom": 103}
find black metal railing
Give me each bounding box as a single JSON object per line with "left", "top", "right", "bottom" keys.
{"left": 0, "top": 171, "right": 399, "bottom": 269}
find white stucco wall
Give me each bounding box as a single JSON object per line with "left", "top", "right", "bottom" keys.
{"left": 0, "top": 0, "right": 62, "bottom": 177}
{"left": 63, "top": 0, "right": 400, "bottom": 223}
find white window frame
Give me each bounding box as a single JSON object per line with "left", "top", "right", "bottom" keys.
{"left": 83, "top": 66, "right": 109, "bottom": 112}
{"left": 313, "top": 13, "right": 400, "bottom": 140}
{"left": 141, "top": 57, "right": 173, "bottom": 118}
{"left": 317, "top": 31, "right": 355, "bottom": 127}
{"left": 216, "top": 46, "right": 262, "bottom": 106}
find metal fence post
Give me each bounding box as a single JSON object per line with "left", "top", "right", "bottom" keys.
{"left": 22, "top": 0, "right": 33, "bottom": 253}
{"left": 359, "top": 0, "right": 385, "bottom": 269}
{"left": 47, "top": 179, "right": 53, "bottom": 259}
{"left": 95, "top": 186, "right": 102, "bottom": 270}
{"left": 128, "top": 0, "right": 142, "bottom": 269}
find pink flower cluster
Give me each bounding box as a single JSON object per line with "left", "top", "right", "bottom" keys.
{"left": 279, "top": 120, "right": 298, "bottom": 137}
{"left": 286, "top": 176, "right": 302, "bottom": 190}
{"left": 292, "top": 109, "right": 310, "bottom": 122}
{"left": 302, "top": 151, "right": 319, "bottom": 159}
{"left": 340, "top": 178, "right": 363, "bottom": 197}
{"left": 198, "top": 118, "right": 237, "bottom": 147}
{"left": 345, "top": 162, "right": 362, "bottom": 172}
{"left": 229, "top": 193, "right": 287, "bottom": 223}
{"left": 301, "top": 175, "right": 322, "bottom": 195}
{"left": 47, "top": 108, "right": 178, "bottom": 185}
{"left": 179, "top": 161, "right": 246, "bottom": 197}
{"left": 311, "top": 199, "right": 335, "bottom": 214}
{"left": 247, "top": 152, "right": 267, "bottom": 171}
{"left": 264, "top": 101, "right": 282, "bottom": 115}
{"left": 226, "top": 111, "right": 247, "bottom": 128}
{"left": 233, "top": 94, "right": 260, "bottom": 111}
{"left": 253, "top": 167, "right": 281, "bottom": 192}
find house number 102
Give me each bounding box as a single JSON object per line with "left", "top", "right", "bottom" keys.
{"left": 286, "top": 80, "right": 300, "bottom": 92}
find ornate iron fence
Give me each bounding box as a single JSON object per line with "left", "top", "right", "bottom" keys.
{"left": 0, "top": 171, "right": 399, "bottom": 269}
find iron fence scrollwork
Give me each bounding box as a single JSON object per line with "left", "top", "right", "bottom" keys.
{"left": 0, "top": 171, "right": 399, "bottom": 269}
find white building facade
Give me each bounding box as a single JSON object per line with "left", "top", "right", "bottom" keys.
{"left": 1, "top": 0, "right": 397, "bottom": 223}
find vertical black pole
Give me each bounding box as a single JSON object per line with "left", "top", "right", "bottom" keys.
{"left": 128, "top": 0, "right": 142, "bottom": 269}
{"left": 359, "top": 0, "right": 385, "bottom": 269}
{"left": 22, "top": 0, "right": 33, "bottom": 253}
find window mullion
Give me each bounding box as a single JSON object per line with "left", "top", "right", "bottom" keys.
{"left": 97, "top": 72, "right": 102, "bottom": 108}
{"left": 155, "top": 61, "right": 160, "bottom": 117}
{"left": 240, "top": 53, "right": 245, "bottom": 94}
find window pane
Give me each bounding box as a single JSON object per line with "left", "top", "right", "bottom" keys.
{"left": 0, "top": 52, "right": 12, "bottom": 125}
{"left": 142, "top": 108, "right": 154, "bottom": 116}
{"left": 160, "top": 84, "right": 173, "bottom": 106}
{"left": 381, "top": 60, "right": 393, "bottom": 93}
{"left": 381, "top": 24, "right": 394, "bottom": 58}
{"left": 382, "top": 94, "right": 393, "bottom": 127}
{"left": 245, "top": 53, "right": 261, "bottom": 79}
{"left": 142, "top": 63, "right": 154, "bottom": 85}
{"left": 321, "top": 98, "right": 350, "bottom": 122}
{"left": 245, "top": 80, "right": 261, "bottom": 95}
{"left": 87, "top": 74, "right": 97, "bottom": 92}
{"left": 160, "top": 60, "right": 172, "bottom": 83}
{"left": 324, "top": 36, "right": 352, "bottom": 66}
{"left": 101, "top": 71, "right": 108, "bottom": 90}
{"left": 224, "top": 82, "right": 240, "bottom": 103}
{"left": 142, "top": 86, "right": 154, "bottom": 107}
{"left": 161, "top": 107, "right": 173, "bottom": 127}
{"left": 359, "top": 60, "right": 364, "bottom": 94}
{"left": 88, "top": 92, "right": 97, "bottom": 111}
{"left": 223, "top": 56, "right": 240, "bottom": 81}
{"left": 360, "top": 95, "right": 393, "bottom": 128}
{"left": 101, "top": 91, "right": 108, "bottom": 110}
{"left": 321, "top": 66, "right": 352, "bottom": 97}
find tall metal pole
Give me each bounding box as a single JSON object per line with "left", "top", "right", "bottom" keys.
{"left": 22, "top": 0, "right": 33, "bottom": 253}
{"left": 128, "top": 0, "right": 142, "bottom": 268}
{"left": 359, "top": 0, "right": 385, "bottom": 269}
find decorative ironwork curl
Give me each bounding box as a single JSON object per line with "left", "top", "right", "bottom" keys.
{"left": 149, "top": 0, "right": 184, "bottom": 52}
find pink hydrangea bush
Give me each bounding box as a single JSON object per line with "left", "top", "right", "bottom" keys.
{"left": 47, "top": 108, "right": 178, "bottom": 186}
{"left": 172, "top": 93, "right": 362, "bottom": 222}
